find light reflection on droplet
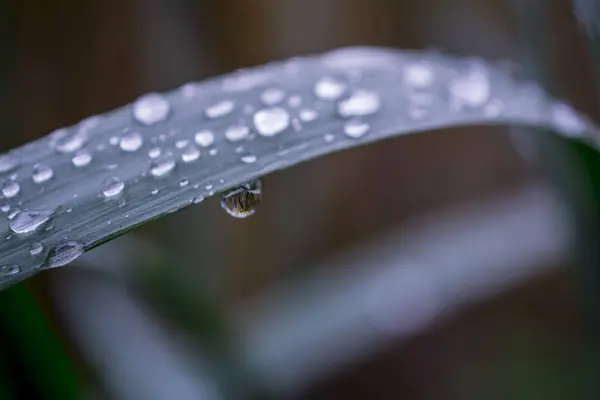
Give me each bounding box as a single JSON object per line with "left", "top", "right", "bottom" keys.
{"left": 32, "top": 164, "right": 54, "bottom": 184}
{"left": 119, "top": 131, "right": 144, "bottom": 152}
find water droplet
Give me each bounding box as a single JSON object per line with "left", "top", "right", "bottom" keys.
{"left": 241, "top": 154, "right": 257, "bottom": 164}
{"left": 225, "top": 125, "right": 250, "bottom": 142}
{"left": 0, "top": 155, "right": 18, "bottom": 174}
{"left": 0, "top": 264, "right": 19, "bottom": 277}
{"left": 29, "top": 242, "right": 44, "bottom": 256}
{"left": 448, "top": 68, "right": 491, "bottom": 107}
{"left": 45, "top": 241, "right": 84, "bottom": 268}
{"left": 109, "top": 136, "right": 119, "bottom": 146}
{"left": 299, "top": 108, "right": 318, "bottom": 122}
{"left": 324, "top": 133, "right": 335, "bottom": 143}
{"left": 102, "top": 177, "right": 125, "bottom": 197}
{"left": 195, "top": 130, "right": 215, "bottom": 147}
{"left": 343, "top": 119, "right": 370, "bottom": 138}
{"left": 550, "top": 101, "right": 586, "bottom": 136}
{"left": 253, "top": 108, "right": 290, "bottom": 137}
{"left": 220, "top": 180, "right": 262, "bottom": 219}
{"left": 148, "top": 147, "right": 162, "bottom": 159}
{"left": 287, "top": 96, "right": 302, "bottom": 108}
{"left": 209, "top": 148, "right": 219, "bottom": 156}
{"left": 180, "top": 179, "right": 189, "bottom": 187}
{"left": 2, "top": 181, "right": 20, "bottom": 198}
{"left": 175, "top": 139, "right": 189, "bottom": 149}
{"left": 404, "top": 62, "right": 434, "bottom": 88}
{"left": 181, "top": 145, "right": 200, "bottom": 163}
{"left": 9, "top": 209, "right": 53, "bottom": 234}
{"left": 261, "top": 88, "right": 286, "bottom": 105}
{"left": 150, "top": 154, "right": 176, "bottom": 177}
{"left": 314, "top": 77, "right": 347, "bottom": 100}
{"left": 55, "top": 131, "right": 87, "bottom": 153}
{"left": 151, "top": 188, "right": 159, "bottom": 195}
{"left": 133, "top": 93, "right": 170, "bottom": 125}
{"left": 205, "top": 100, "right": 235, "bottom": 119}
{"left": 338, "top": 90, "right": 381, "bottom": 117}
{"left": 72, "top": 151, "right": 92, "bottom": 167}
{"left": 0, "top": 204, "right": 10, "bottom": 212}
{"left": 205, "top": 184, "right": 213, "bottom": 190}
{"left": 32, "top": 164, "right": 54, "bottom": 184}
{"left": 119, "top": 131, "right": 144, "bottom": 152}
{"left": 193, "top": 195, "right": 205, "bottom": 204}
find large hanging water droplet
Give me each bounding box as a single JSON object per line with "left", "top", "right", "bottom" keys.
{"left": 205, "top": 100, "right": 235, "bottom": 119}
{"left": 72, "top": 151, "right": 92, "bottom": 167}
{"left": 225, "top": 125, "right": 250, "bottom": 142}
{"left": 102, "top": 177, "right": 125, "bottom": 198}
{"left": 337, "top": 90, "right": 381, "bottom": 117}
{"left": 448, "top": 68, "right": 491, "bottom": 107}
{"left": 132, "top": 93, "right": 171, "bottom": 125}
{"left": 194, "top": 130, "right": 215, "bottom": 147}
{"left": 45, "top": 241, "right": 84, "bottom": 268}
{"left": 0, "top": 264, "right": 20, "bottom": 277}
{"left": 119, "top": 131, "right": 144, "bottom": 152}
{"left": 0, "top": 155, "right": 18, "bottom": 174}
{"left": 32, "top": 164, "right": 54, "bottom": 184}
{"left": 314, "top": 77, "right": 347, "bottom": 100}
{"left": 261, "top": 88, "right": 286, "bottom": 105}
{"left": 29, "top": 242, "right": 44, "bottom": 256}
{"left": 253, "top": 108, "right": 290, "bottom": 137}
{"left": 220, "top": 180, "right": 262, "bottom": 219}
{"left": 2, "top": 181, "right": 20, "bottom": 198}
{"left": 55, "top": 131, "right": 87, "bottom": 153}
{"left": 343, "top": 119, "right": 370, "bottom": 138}
{"left": 150, "top": 154, "right": 176, "bottom": 177}
{"left": 9, "top": 209, "right": 53, "bottom": 234}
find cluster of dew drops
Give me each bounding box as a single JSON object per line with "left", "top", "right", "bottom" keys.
{"left": 0, "top": 53, "right": 591, "bottom": 278}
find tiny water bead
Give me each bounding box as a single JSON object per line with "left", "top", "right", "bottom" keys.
{"left": 9, "top": 209, "right": 53, "bottom": 234}
{"left": 225, "top": 125, "right": 250, "bottom": 142}
{"left": 0, "top": 155, "right": 19, "bottom": 174}
{"left": 54, "top": 131, "right": 88, "bottom": 153}
{"left": 119, "top": 131, "right": 144, "bottom": 152}
{"left": 205, "top": 100, "right": 235, "bottom": 119}
{"left": 179, "top": 179, "right": 189, "bottom": 187}
{"left": 314, "top": 76, "right": 347, "bottom": 100}
{"left": 2, "top": 181, "right": 20, "bottom": 198}
{"left": 240, "top": 154, "right": 257, "bottom": 164}
{"left": 29, "top": 242, "right": 44, "bottom": 256}
{"left": 261, "top": 88, "right": 286, "bottom": 105}
{"left": 32, "top": 164, "right": 54, "bottom": 184}
{"left": 343, "top": 119, "right": 370, "bottom": 138}
{"left": 148, "top": 147, "right": 162, "bottom": 159}
{"left": 132, "top": 93, "right": 171, "bottom": 125}
{"left": 253, "top": 107, "right": 290, "bottom": 137}
{"left": 220, "top": 180, "right": 262, "bottom": 219}
{"left": 337, "top": 90, "right": 381, "bottom": 117}
{"left": 102, "top": 177, "right": 125, "bottom": 198}
{"left": 194, "top": 130, "right": 215, "bottom": 147}
{"left": 0, "top": 264, "right": 20, "bottom": 277}
{"left": 181, "top": 145, "right": 200, "bottom": 163}
{"left": 151, "top": 188, "right": 159, "bottom": 195}
{"left": 403, "top": 62, "right": 435, "bottom": 88}
{"left": 150, "top": 154, "right": 176, "bottom": 177}
{"left": 299, "top": 108, "right": 318, "bottom": 122}
{"left": 324, "top": 133, "right": 335, "bottom": 143}
{"left": 448, "top": 67, "right": 491, "bottom": 107}
{"left": 45, "top": 241, "right": 85, "bottom": 269}
{"left": 72, "top": 151, "right": 92, "bottom": 167}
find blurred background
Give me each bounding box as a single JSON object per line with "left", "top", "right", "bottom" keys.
{"left": 1, "top": 0, "right": 599, "bottom": 399}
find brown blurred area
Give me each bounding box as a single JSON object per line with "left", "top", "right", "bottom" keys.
{"left": 4, "top": 0, "right": 599, "bottom": 399}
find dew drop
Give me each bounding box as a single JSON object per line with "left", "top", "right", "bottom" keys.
{"left": 253, "top": 108, "right": 290, "bottom": 137}
{"left": 299, "top": 108, "right": 318, "bottom": 122}
{"left": 0, "top": 264, "right": 20, "bottom": 277}
{"left": 175, "top": 139, "right": 189, "bottom": 149}
{"left": 0, "top": 155, "right": 18, "bottom": 174}
{"left": 193, "top": 195, "right": 205, "bottom": 204}
{"left": 29, "top": 242, "right": 44, "bottom": 256}
{"left": 338, "top": 90, "right": 381, "bottom": 117}
{"left": 148, "top": 147, "right": 162, "bottom": 159}
{"left": 119, "top": 131, "right": 144, "bottom": 152}
{"left": 343, "top": 119, "right": 370, "bottom": 138}
{"left": 0, "top": 204, "right": 10, "bottom": 213}
{"left": 287, "top": 96, "right": 302, "bottom": 108}
{"left": 133, "top": 93, "right": 170, "bottom": 125}
{"left": 261, "top": 88, "right": 286, "bottom": 105}
{"left": 324, "top": 133, "right": 335, "bottom": 143}
{"left": 220, "top": 180, "right": 262, "bottom": 219}
{"left": 209, "top": 148, "right": 219, "bottom": 156}
{"left": 55, "top": 131, "right": 87, "bottom": 153}
{"left": 151, "top": 188, "right": 159, "bottom": 195}
{"left": 102, "top": 177, "right": 125, "bottom": 198}
{"left": 404, "top": 62, "right": 435, "bottom": 88}
{"left": 180, "top": 179, "right": 189, "bottom": 187}
{"left": 45, "top": 241, "right": 84, "bottom": 268}
{"left": 72, "top": 151, "right": 92, "bottom": 167}
{"left": 195, "top": 130, "right": 215, "bottom": 147}
{"left": 314, "top": 77, "right": 347, "bottom": 100}
{"left": 150, "top": 154, "right": 176, "bottom": 177}
{"left": 32, "top": 164, "right": 54, "bottom": 184}
{"left": 9, "top": 209, "right": 53, "bottom": 234}
{"left": 181, "top": 145, "right": 200, "bottom": 163}
{"left": 241, "top": 154, "right": 257, "bottom": 164}
{"left": 225, "top": 125, "right": 250, "bottom": 142}
{"left": 205, "top": 100, "right": 235, "bottom": 119}
{"left": 2, "top": 181, "right": 20, "bottom": 198}
{"left": 448, "top": 68, "right": 491, "bottom": 107}
{"left": 109, "top": 136, "right": 119, "bottom": 146}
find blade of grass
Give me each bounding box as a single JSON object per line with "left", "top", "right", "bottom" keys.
{"left": 0, "top": 46, "right": 598, "bottom": 290}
